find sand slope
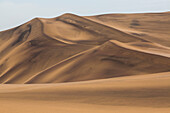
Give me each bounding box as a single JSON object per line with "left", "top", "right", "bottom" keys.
{"left": 26, "top": 40, "right": 170, "bottom": 83}
{"left": 86, "top": 12, "right": 170, "bottom": 46}
{"left": 0, "top": 72, "right": 170, "bottom": 113}
{"left": 0, "top": 12, "right": 170, "bottom": 113}
{"left": 1, "top": 12, "right": 170, "bottom": 84}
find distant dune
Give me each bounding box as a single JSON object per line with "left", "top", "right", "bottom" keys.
{"left": 0, "top": 12, "right": 170, "bottom": 113}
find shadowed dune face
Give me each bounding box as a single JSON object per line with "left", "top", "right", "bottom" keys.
{"left": 0, "top": 12, "right": 170, "bottom": 113}
{"left": 0, "top": 12, "right": 170, "bottom": 84}
{"left": 26, "top": 40, "right": 170, "bottom": 83}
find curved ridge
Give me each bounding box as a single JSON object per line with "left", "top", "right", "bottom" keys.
{"left": 57, "top": 13, "right": 149, "bottom": 43}
{"left": 110, "top": 40, "right": 170, "bottom": 58}
{"left": 24, "top": 46, "right": 99, "bottom": 84}
{"left": 0, "top": 12, "right": 170, "bottom": 84}
{"left": 37, "top": 18, "right": 76, "bottom": 44}
{"left": 25, "top": 40, "right": 170, "bottom": 84}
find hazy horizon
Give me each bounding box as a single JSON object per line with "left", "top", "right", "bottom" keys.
{"left": 0, "top": 0, "right": 170, "bottom": 31}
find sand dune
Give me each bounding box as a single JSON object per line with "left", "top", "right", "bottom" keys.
{"left": 0, "top": 12, "right": 170, "bottom": 112}
{"left": 86, "top": 12, "right": 170, "bottom": 46}
{"left": 26, "top": 40, "right": 170, "bottom": 84}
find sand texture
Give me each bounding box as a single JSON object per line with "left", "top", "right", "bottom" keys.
{"left": 0, "top": 12, "right": 170, "bottom": 113}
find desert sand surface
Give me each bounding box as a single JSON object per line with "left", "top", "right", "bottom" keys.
{"left": 0, "top": 72, "right": 170, "bottom": 113}
{"left": 0, "top": 12, "right": 170, "bottom": 113}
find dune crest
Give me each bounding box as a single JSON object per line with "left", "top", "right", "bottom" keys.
{"left": 0, "top": 12, "right": 170, "bottom": 113}
{"left": 1, "top": 12, "right": 170, "bottom": 84}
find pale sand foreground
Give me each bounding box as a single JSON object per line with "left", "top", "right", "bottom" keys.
{"left": 0, "top": 72, "right": 170, "bottom": 113}
{"left": 1, "top": 100, "right": 170, "bottom": 113}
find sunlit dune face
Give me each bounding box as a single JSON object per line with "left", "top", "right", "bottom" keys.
{"left": 0, "top": 12, "right": 170, "bottom": 113}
